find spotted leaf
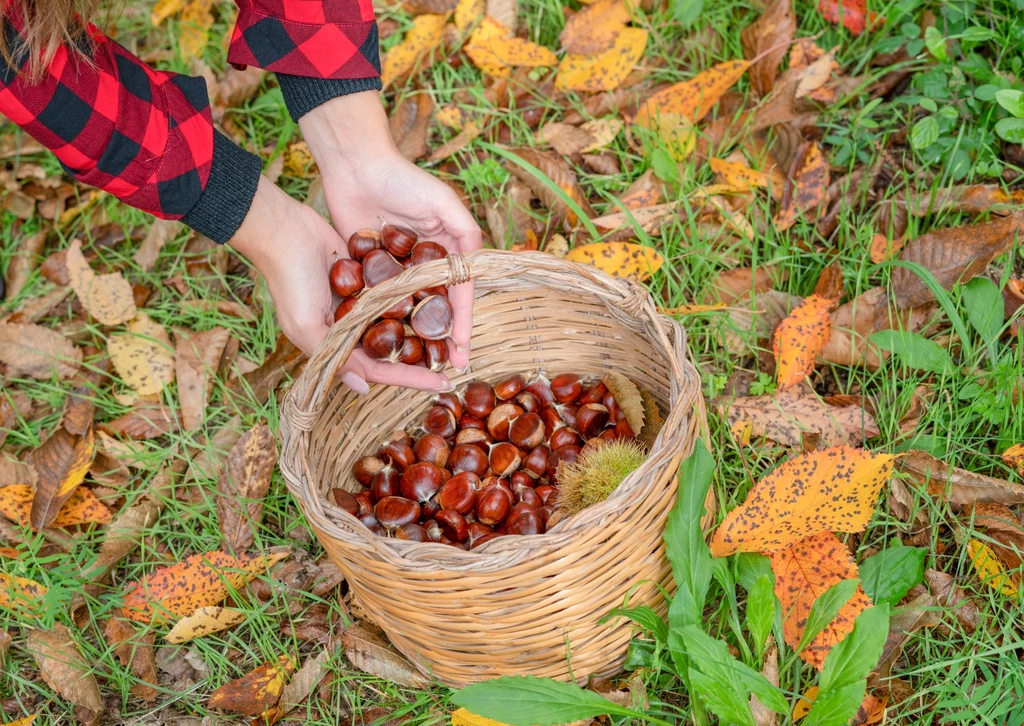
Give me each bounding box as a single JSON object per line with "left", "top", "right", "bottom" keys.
{"left": 465, "top": 17, "right": 557, "bottom": 76}
{"left": 1001, "top": 443, "right": 1024, "bottom": 475}
{"left": 381, "top": 14, "right": 447, "bottom": 87}
{"left": 66, "top": 239, "right": 137, "bottom": 325}
{"left": 967, "top": 539, "right": 1020, "bottom": 600}
{"left": 0, "top": 572, "right": 47, "bottom": 617}
{"left": 108, "top": 312, "right": 175, "bottom": 396}
{"left": 556, "top": 27, "right": 649, "bottom": 93}
{"left": 773, "top": 294, "right": 833, "bottom": 389}
{"left": 208, "top": 655, "right": 296, "bottom": 716}
{"left": 559, "top": 0, "right": 631, "bottom": 55}
{"left": 165, "top": 606, "right": 247, "bottom": 644}
{"left": 0, "top": 484, "right": 111, "bottom": 529}
{"left": 565, "top": 242, "right": 664, "bottom": 281}
{"left": 634, "top": 59, "right": 750, "bottom": 128}
{"left": 709, "top": 158, "right": 769, "bottom": 191}
{"left": 774, "top": 142, "right": 829, "bottom": 231}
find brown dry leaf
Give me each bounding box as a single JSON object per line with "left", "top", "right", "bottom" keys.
{"left": 164, "top": 605, "right": 247, "bottom": 644}
{"left": 711, "top": 446, "right": 894, "bottom": 556}
{"left": 898, "top": 184, "right": 1024, "bottom": 218}
{"left": 602, "top": 372, "right": 644, "bottom": 434}
{"left": 560, "top": 0, "right": 631, "bottom": 55}
{"left": 770, "top": 531, "right": 873, "bottom": 669}
{"left": 870, "top": 592, "right": 940, "bottom": 681}
{"left": 0, "top": 573, "right": 47, "bottom": 617}
{"left": 103, "top": 617, "right": 158, "bottom": 702}
{"left": 705, "top": 267, "right": 775, "bottom": 306}
{"left": 724, "top": 290, "right": 801, "bottom": 355}
{"left": 869, "top": 233, "right": 905, "bottom": 264}
{"left": 925, "top": 569, "right": 979, "bottom": 634}
{"left": 741, "top": 0, "right": 794, "bottom": 97}
{"left": 506, "top": 147, "right": 596, "bottom": 221}
{"left": 589, "top": 201, "right": 687, "bottom": 235}
{"left": 4, "top": 230, "right": 46, "bottom": 301}
{"left": 966, "top": 503, "right": 1024, "bottom": 569}
{"left": 175, "top": 327, "right": 229, "bottom": 430}
{"left": 0, "top": 322, "right": 81, "bottom": 379}
{"left": 465, "top": 17, "right": 556, "bottom": 76}
{"left": 381, "top": 14, "right": 447, "bottom": 87}
{"left": 636, "top": 387, "right": 664, "bottom": 449}
{"left": 28, "top": 417, "right": 96, "bottom": 530}
{"left": 279, "top": 649, "right": 331, "bottom": 717}
{"left": 813, "top": 262, "right": 845, "bottom": 305}
{"left": 90, "top": 483, "right": 169, "bottom": 575}
{"left": 794, "top": 50, "right": 837, "bottom": 100}
{"left": 100, "top": 402, "right": 179, "bottom": 440}
{"left": 565, "top": 242, "right": 664, "bottom": 281}
{"left": 773, "top": 294, "right": 833, "bottom": 389}
{"left": 108, "top": 312, "right": 175, "bottom": 396}
{"left": 486, "top": 0, "right": 518, "bottom": 33}
{"left": 538, "top": 122, "right": 597, "bottom": 156}
{"left": 389, "top": 93, "right": 435, "bottom": 162}
{"left": 1002, "top": 443, "right": 1024, "bottom": 475}
{"left": 429, "top": 121, "right": 483, "bottom": 162}
{"left": 0, "top": 391, "right": 32, "bottom": 448}
{"left": 135, "top": 219, "right": 181, "bottom": 271}
{"left": 0, "top": 453, "right": 35, "bottom": 489}
{"left": 892, "top": 212, "right": 1024, "bottom": 309}
{"left": 555, "top": 27, "right": 648, "bottom": 93}
{"left": 341, "top": 629, "right": 432, "bottom": 688}
{"left": 723, "top": 388, "right": 880, "bottom": 448}
{"left": 208, "top": 655, "right": 295, "bottom": 716}
{"left": 66, "top": 239, "right": 137, "bottom": 325}
{"left": 774, "top": 142, "right": 829, "bottom": 231}
{"left": 28, "top": 625, "right": 103, "bottom": 717}
{"left": 750, "top": 638, "right": 779, "bottom": 726}
{"left": 121, "top": 548, "right": 290, "bottom": 624}
{"left": 0, "top": 484, "right": 110, "bottom": 529}
{"left": 404, "top": 0, "right": 457, "bottom": 13}
{"left": 634, "top": 59, "right": 750, "bottom": 128}
{"left": 900, "top": 450, "right": 1024, "bottom": 509}
{"left": 226, "top": 334, "right": 306, "bottom": 407}
{"left": 217, "top": 423, "right": 277, "bottom": 552}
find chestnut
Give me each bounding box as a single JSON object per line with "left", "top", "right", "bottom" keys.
{"left": 615, "top": 418, "right": 635, "bottom": 439}
{"left": 523, "top": 445, "right": 550, "bottom": 479}
{"left": 489, "top": 442, "right": 523, "bottom": 477}
{"left": 354, "top": 491, "right": 374, "bottom": 516}
{"left": 386, "top": 431, "right": 415, "bottom": 447}
{"left": 516, "top": 487, "right": 543, "bottom": 508}
{"left": 362, "top": 249, "right": 404, "bottom": 287}
{"left": 359, "top": 512, "right": 382, "bottom": 535}
{"left": 398, "top": 335, "right": 425, "bottom": 365}
{"left": 374, "top": 496, "right": 421, "bottom": 530}
{"left": 410, "top": 241, "right": 448, "bottom": 265}
{"left": 556, "top": 404, "right": 579, "bottom": 429}
{"left": 352, "top": 455, "right": 385, "bottom": 486}
{"left": 410, "top": 295, "right": 454, "bottom": 340}
{"left": 551, "top": 373, "right": 583, "bottom": 403}
{"left": 471, "top": 532, "right": 500, "bottom": 549}
{"left": 599, "top": 429, "right": 618, "bottom": 441}
{"left": 331, "top": 488, "right": 360, "bottom": 516}
{"left": 487, "top": 403, "right": 524, "bottom": 441}
{"left": 525, "top": 374, "right": 556, "bottom": 407}
{"left": 550, "top": 427, "right": 582, "bottom": 451}
{"left": 371, "top": 467, "right": 400, "bottom": 500}
{"left": 547, "top": 444, "right": 581, "bottom": 483}
{"left": 580, "top": 382, "right": 608, "bottom": 406}
{"left": 464, "top": 382, "right": 496, "bottom": 418}
{"left": 541, "top": 408, "right": 566, "bottom": 438}
{"left": 459, "top": 414, "right": 486, "bottom": 431}
{"left": 379, "top": 440, "right": 416, "bottom": 471}
{"left": 515, "top": 390, "right": 542, "bottom": 413}
{"left": 329, "top": 257, "right": 364, "bottom": 297}
{"left": 424, "top": 338, "right": 448, "bottom": 371}
{"left": 399, "top": 462, "right": 446, "bottom": 503}
{"left": 603, "top": 391, "right": 619, "bottom": 420}
{"left": 413, "top": 433, "right": 450, "bottom": 468}
{"left": 334, "top": 296, "right": 358, "bottom": 322}
{"left": 437, "top": 472, "right": 479, "bottom": 514}
{"left": 433, "top": 392, "right": 463, "bottom": 419}
{"left": 455, "top": 428, "right": 492, "bottom": 448}
{"left": 348, "top": 229, "right": 381, "bottom": 261}
{"left": 577, "top": 403, "right": 610, "bottom": 439}
{"left": 422, "top": 405, "right": 457, "bottom": 439}
{"left": 476, "top": 483, "right": 513, "bottom": 526}
{"left": 467, "top": 521, "right": 493, "bottom": 546}
{"left": 435, "top": 508, "right": 469, "bottom": 542}
{"left": 382, "top": 222, "right": 418, "bottom": 257}
{"left": 493, "top": 374, "right": 526, "bottom": 400}
{"left": 394, "top": 522, "right": 429, "bottom": 541}
{"left": 449, "top": 444, "right": 489, "bottom": 477}
{"left": 415, "top": 285, "right": 448, "bottom": 301}
{"left": 582, "top": 437, "right": 608, "bottom": 457}
{"left": 381, "top": 295, "right": 415, "bottom": 320}
{"left": 424, "top": 520, "right": 443, "bottom": 542}
{"left": 362, "top": 319, "right": 405, "bottom": 362}
{"left": 507, "top": 502, "right": 544, "bottom": 535}
{"left": 509, "top": 412, "right": 545, "bottom": 450}
{"left": 534, "top": 483, "right": 556, "bottom": 505}
{"left": 421, "top": 496, "right": 442, "bottom": 521}
{"left": 510, "top": 470, "right": 534, "bottom": 491}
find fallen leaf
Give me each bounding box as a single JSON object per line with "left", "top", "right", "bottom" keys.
{"left": 389, "top": 93, "right": 435, "bottom": 162}
{"left": 217, "top": 423, "right": 277, "bottom": 552}
{"left": 1003, "top": 444, "right": 1024, "bottom": 476}
{"left": 659, "top": 302, "right": 727, "bottom": 315}
{"left": 279, "top": 649, "right": 331, "bottom": 717}
{"left": 429, "top": 121, "right": 483, "bottom": 162}
{"left": 455, "top": 0, "right": 485, "bottom": 30}
{"left": 774, "top": 142, "right": 829, "bottom": 231}
{"left": 706, "top": 266, "right": 776, "bottom": 306}
{"left": 813, "top": 262, "right": 845, "bottom": 305}
{"left": 0, "top": 484, "right": 110, "bottom": 529}
{"left": 741, "top": 0, "right": 794, "bottom": 97}
{"left": 870, "top": 592, "right": 940, "bottom": 681}
{"left": 506, "top": 147, "right": 596, "bottom": 221}
{"left": 134, "top": 219, "right": 181, "bottom": 271}
{"left": 151, "top": 0, "right": 185, "bottom": 24}
{"left": 0, "top": 716, "right": 36, "bottom": 726}
{"left": 465, "top": 17, "right": 557, "bottom": 75}
{"left": 770, "top": 531, "right": 873, "bottom": 669}
{"left": 724, "top": 290, "right": 802, "bottom": 355}
{"left": 966, "top": 539, "right": 1019, "bottom": 600}
{"left": 869, "top": 233, "right": 905, "bottom": 264}
{"left": 711, "top": 446, "right": 894, "bottom": 556}
{"left": 4, "top": 230, "right": 46, "bottom": 301}
{"left": 723, "top": 388, "right": 880, "bottom": 448}
{"left": 794, "top": 51, "right": 837, "bottom": 99}
{"left": 381, "top": 14, "right": 447, "bottom": 87}
{"left": 818, "top": 0, "right": 878, "bottom": 35}
{"left": 486, "top": 0, "right": 517, "bottom": 32}
{"left": 773, "top": 294, "right": 833, "bottom": 389}
{"left": 589, "top": 201, "right": 687, "bottom": 235}
{"left": 750, "top": 638, "right": 779, "bottom": 726}
{"left": 634, "top": 59, "right": 750, "bottom": 128}
{"left": 164, "top": 606, "right": 247, "bottom": 643}
{"left": 208, "top": 655, "right": 295, "bottom": 716}
{"left": 925, "top": 569, "right": 979, "bottom": 634}
{"left": 341, "top": 629, "right": 432, "bottom": 689}
{"left": 710, "top": 158, "right": 769, "bottom": 191}
{"left": 404, "top": 0, "right": 457, "bottom": 13}
{"left": 103, "top": 617, "right": 158, "bottom": 702}
{"left": 0, "top": 573, "right": 47, "bottom": 617}
{"left": 892, "top": 212, "right": 1023, "bottom": 309}
{"left": 560, "top": 0, "right": 631, "bottom": 55}
{"left": 452, "top": 709, "right": 513, "bottom": 726}
{"left": 0, "top": 391, "right": 32, "bottom": 448}
{"left": 175, "top": 327, "right": 229, "bottom": 430}
{"left": 66, "top": 239, "right": 137, "bottom": 325}
{"left": 100, "top": 402, "right": 179, "bottom": 440}
{"left": 565, "top": 241, "right": 664, "bottom": 281}
{"left": 793, "top": 688, "right": 883, "bottom": 724}
{"left": 178, "top": 0, "right": 214, "bottom": 59}
{"left": 121, "top": 549, "right": 290, "bottom": 624}
{"left": 28, "top": 417, "right": 95, "bottom": 530}
{"left": 967, "top": 503, "right": 1024, "bottom": 569}
{"left": 898, "top": 185, "right": 1024, "bottom": 218}
{"left": 0, "top": 322, "right": 81, "bottom": 379}
{"left": 900, "top": 450, "right": 1024, "bottom": 509}
{"left": 556, "top": 27, "right": 649, "bottom": 92}
{"left": 27, "top": 625, "right": 103, "bottom": 717}
{"left": 539, "top": 122, "right": 596, "bottom": 156}
{"left": 108, "top": 312, "right": 176, "bottom": 396}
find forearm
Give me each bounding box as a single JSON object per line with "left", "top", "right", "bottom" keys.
{"left": 299, "top": 91, "right": 398, "bottom": 169}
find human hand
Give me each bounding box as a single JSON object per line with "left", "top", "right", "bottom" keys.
{"left": 299, "top": 92, "right": 483, "bottom": 373}
{"left": 229, "top": 176, "right": 458, "bottom": 394}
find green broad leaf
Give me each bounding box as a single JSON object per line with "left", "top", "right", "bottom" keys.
{"left": 820, "top": 606, "right": 891, "bottom": 692}
{"left": 651, "top": 148, "right": 681, "bottom": 184}
{"left": 805, "top": 680, "right": 868, "bottom": 726}
{"left": 960, "top": 26, "right": 995, "bottom": 43}
{"left": 963, "top": 277, "right": 1003, "bottom": 349}
{"left": 736, "top": 553, "right": 773, "bottom": 591}
{"left": 688, "top": 668, "right": 754, "bottom": 726}
{"left": 860, "top": 544, "right": 926, "bottom": 607}
{"left": 974, "top": 84, "right": 1000, "bottom": 101}
{"left": 919, "top": 97, "right": 938, "bottom": 113}
{"left": 995, "top": 89, "right": 1024, "bottom": 117}
{"left": 670, "top": 0, "right": 703, "bottom": 28}
{"left": 601, "top": 605, "right": 669, "bottom": 644}
{"left": 746, "top": 575, "right": 777, "bottom": 654}
{"left": 995, "top": 117, "right": 1024, "bottom": 143}
{"left": 797, "top": 579, "right": 860, "bottom": 655}
{"left": 910, "top": 116, "right": 940, "bottom": 149}
{"left": 452, "top": 676, "right": 642, "bottom": 726}
{"left": 924, "top": 26, "right": 947, "bottom": 60}
{"left": 871, "top": 329, "right": 954, "bottom": 374}
{"left": 665, "top": 444, "right": 715, "bottom": 620}
{"left": 667, "top": 589, "right": 697, "bottom": 677}
{"left": 623, "top": 638, "right": 656, "bottom": 670}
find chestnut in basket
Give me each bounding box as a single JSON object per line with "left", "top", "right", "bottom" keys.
{"left": 375, "top": 496, "right": 421, "bottom": 530}
{"left": 362, "top": 319, "right": 405, "bottom": 361}
{"left": 410, "top": 295, "right": 454, "bottom": 341}
{"left": 550, "top": 374, "right": 583, "bottom": 403}
{"left": 362, "top": 249, "right": 404, "bottom": 288}
{"left": 464, "top": 382, "right": 496, "bottom": 418}
{"left": 400, "top": 462, "right": 446, "bottom": 503}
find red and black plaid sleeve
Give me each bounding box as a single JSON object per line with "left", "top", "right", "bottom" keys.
{"left": 0, "top": 12, "right": 261, "bottom": 243}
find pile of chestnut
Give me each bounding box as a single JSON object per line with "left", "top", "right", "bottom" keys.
{"left": 331, "top": 373, "right": 639, "bottom": 549}
{"left": 329, "top": 223, "right": 452, "bottom": 370}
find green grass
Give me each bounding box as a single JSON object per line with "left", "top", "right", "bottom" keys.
{"left": 2, "top": 0, "right": 1024, "bottom": 723}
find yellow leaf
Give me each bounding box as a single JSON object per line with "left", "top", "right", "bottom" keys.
{"left": 659, "top": 302, "right": 727, "bottom": 315}
{"left": 634, "top": 59, "right": 750, "bottom": 128}
{"left": 773, "top": 294, "right": 833, "bottom": 390}
{"left": 164, "top": 606, "right": 247, "bottom": 644}
{"left": 0, "top": 484, "right": 110, "bottom": 529}
{"left": 437, "top": 104, "right": 471, "bottom": 129}
{"left": 709, "top": 158, "right": 769, "bottom": 191}
{"left": 0, "top": 572, "right": 47, "bottom": 618}
{"left": 108, "top": 313, "right": 175, "bottom": 396}
{"left": 869, "top": 233, "right": 905, "bottom": 264}
{"left": 565, "top": 241, "right": 664, "bottom": 281}
{"left": 151, "top": 0, "right": 186, "bottom": 25}
{"left": 208, "top": 654, "right": 296, "bottom": 716}
{"left": 580, "top": 118, "right": 623, "bottom": 152}
{"left": 774, "top": 142, "right": 830, "bottom": 232}
{"left": 2, "top": 716, "right": 38, "bottom": 726}
{"left": 284, "top": 141, "right": 317, "bottom": 178}
{"left": 792, "top": 685, "right": 818, "bottom": 720}
{"left": 559, "top": 0, "right": 632, "bottom": 56}
{"left": 967, "top": 539, "right": 1020, "bottom": 599}
{"left": 1002, "top": 443, "right": 1024, "bottom": 476}
{"left": 465, "top": 17, "right": 557, "bottom": 75}
{"left": 710, "top": 446, "right": 894, "bottom": 556}
{"left": 66, "top": 239, "right": 137, "bottom": 326}
{"left": 381, "top": 14, "right": 448, "bottom": 87}
{"left": 730, "top": 419, "right": 752, "bottom": 446}
{"left": 556, "top": 27, "right": 648, "bottom": 92}
{"left": 452, "top": 708, "right": 513, "bottom": 726}
{"left": 178, "top": 0, "right": 214, "bottom": 59}
{"left": 455, "top": 0, "right": 485, "bottom": 31}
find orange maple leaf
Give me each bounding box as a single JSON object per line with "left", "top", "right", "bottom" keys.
{"left": 773, "top": 294, "right": 833, "bottom": 389}
{"left": 771, "top": 531, "right": 873, "bottom": 669}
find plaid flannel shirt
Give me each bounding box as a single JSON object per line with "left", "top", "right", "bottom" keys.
{"left": 0, "top": 0, "right": 381, "bottom": 243}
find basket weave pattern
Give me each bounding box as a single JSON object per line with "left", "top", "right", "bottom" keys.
{"left": 279, "top": 249, "right": 707, "bottom": 687}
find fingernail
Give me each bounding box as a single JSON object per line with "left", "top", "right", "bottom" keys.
{"left": 455, "top": 365, "right": 469, "bottom": 375}
{"left": 341, "top": 372, "right": 370, "bottom": 394}
{"left": 436, "top": 376, "right": 455, "bottom": 393}
{"left": 456, "top": 341, "right": 468, "bottom": 353}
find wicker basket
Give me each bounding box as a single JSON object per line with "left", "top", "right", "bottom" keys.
{"left": 279, "top": 249, "right": 708, "bottom": 687}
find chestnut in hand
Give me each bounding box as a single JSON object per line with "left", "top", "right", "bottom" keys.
{"left": 362, "top": 249, "right": 404, "bottom": 287}
{"left": 424, "top": 339, "right": 448, "bottom": 371}
{"left": 329, "top": 258, "right": 364, "bottom": 297}
{"left": 410, "top": 241, "right": 448, "bottom": 265}
{"left": 410, "top": 295, "right": 454, "bottom": 341}
{"left": 348, "top": 229, "right": 381, "bottom": 261}
{"left": 334, "top": 297, "right": 358, "bottom": 322}
{"left": 362, "top": 319, "right": 405, "bottom": 362}
{"left": 382, "top": 222, "right": 418, "bottom": 257}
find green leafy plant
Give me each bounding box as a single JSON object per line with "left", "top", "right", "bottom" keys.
{"left": 994, "top": 89, "right": 1024, "bottom": 143}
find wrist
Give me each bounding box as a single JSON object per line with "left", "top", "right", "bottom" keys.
{"left": 299, "top": 91, "right": 400, "bottom": 170}
{"left": 228, "top": 176, "right": 292, "bottom": 271}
